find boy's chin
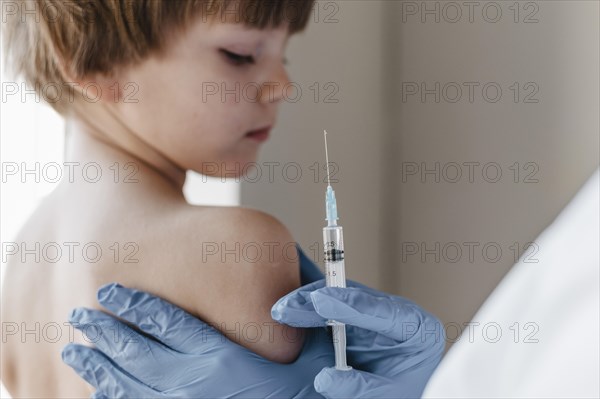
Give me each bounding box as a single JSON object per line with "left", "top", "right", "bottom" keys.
{"left": 194, "top": 158, "right": 260, "bottom": 179}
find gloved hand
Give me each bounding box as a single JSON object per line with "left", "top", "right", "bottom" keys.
{"left": 271, "top": 279, "right": 445, "bottom": 399}
{"left": 62, "top": 282, "right": 334, "bottom": 398}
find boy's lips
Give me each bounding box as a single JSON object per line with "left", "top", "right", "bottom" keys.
{"left": 245, "top": 126, "right": 272, "bottom": 142}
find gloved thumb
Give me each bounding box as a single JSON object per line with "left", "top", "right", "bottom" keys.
{"left": 314, "top": 367, "right": 393, "bottom": 398}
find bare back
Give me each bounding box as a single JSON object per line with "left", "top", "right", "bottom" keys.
{"left": 1, "top": 165, "right": 302, "bottom": 397}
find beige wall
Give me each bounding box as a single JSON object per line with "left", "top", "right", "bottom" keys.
{"left": 242, "top": 0, "right": 599, "bottom": 343}
{"left": 392, "top": 0, "right": 599, "bottom": 337}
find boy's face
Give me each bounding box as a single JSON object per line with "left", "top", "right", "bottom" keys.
{"left": 112, "top": 17, "right": 292, "bottom": 177}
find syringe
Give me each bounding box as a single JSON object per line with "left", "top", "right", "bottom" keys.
{"left": 322, "top": 130, "right": 352, "bottom": 371}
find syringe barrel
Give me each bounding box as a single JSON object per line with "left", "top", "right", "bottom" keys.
{"left": 323, "top": 226, "right": 347, "bottom": 288}
{"left": 323, "top": 225, "right": 352, "bottom": 371}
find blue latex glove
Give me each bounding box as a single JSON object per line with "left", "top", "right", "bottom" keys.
{"left": 63, "top": 282, "right": 334, "bottom": 398}
{"left": 272, "top": 279, "right": 445, "bottom": 399}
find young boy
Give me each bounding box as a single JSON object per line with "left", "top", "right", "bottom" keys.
{"left": 1, "top": 1, "right": 315, "bottom": 397}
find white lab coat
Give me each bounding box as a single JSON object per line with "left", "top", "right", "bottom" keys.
{"left": 423, "top": 168, "right": 600, "bottom": 398}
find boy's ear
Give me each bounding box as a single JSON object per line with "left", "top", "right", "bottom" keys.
{"left": 56, "top": 48, "right": 123, "bottom": 103}
{"left": 71, "top": 74, "right": 125, "bottom": 105}
{"left": 63, "top": 73, "right": 124, "bottom": 105}
{"left": 58, "top": 59, "right": 124, "bottom": 105}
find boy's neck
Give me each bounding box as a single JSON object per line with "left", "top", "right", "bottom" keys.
{"left": 64, "top": 107, "right": 187, "bottom": 194}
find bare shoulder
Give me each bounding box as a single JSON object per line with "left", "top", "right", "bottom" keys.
{"left": 132, "top": 205, "right": 303, "bottom": 363}
{"left": 178, "top": 205, "right": 302, "bottom": 312}
{"left": 193, "top": 206, "right": 299, "bottom": 257}
{"left": 172, "top": 205, "right": 300, "bottom": 272}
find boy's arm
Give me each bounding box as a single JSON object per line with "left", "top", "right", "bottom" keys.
{"left": 120, "top": 207, "right": 304, "bottom": 364}
{"left": 194, "top": 208, "right": 304, "bottom": 363}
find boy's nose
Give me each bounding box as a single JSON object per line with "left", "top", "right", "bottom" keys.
{"left": 259, "top": 64, "right": 291, "bottom": 104}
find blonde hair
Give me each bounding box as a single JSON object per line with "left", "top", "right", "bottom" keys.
{"left": 2, "top": 0, "right": 315, "bottom": 113}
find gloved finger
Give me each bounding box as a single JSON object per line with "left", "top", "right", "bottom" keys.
{"left": 271, "top": 279, "right": 365, "bottom": 326}
{"left": 69, "top": 307, "right": 167, "bottom": 360}
{"left": 62, "top": 344, "right": 160, "bottom": 398}
{"left": 310, "top": 287, "right": 424, "bottom": 342}
{"left": 97, "top": 283, "right": 226, "bottom": 354}
{"left": 69, "top": 307, "right": 181, "bottom": 387}
{"left": 90, "top": 392, "right": 109, "bottom": 399}
{"left": 271, "top": 280, "right": 327, "bottom": 326}
{"left": 314, "top": 367, "right": 394, "bottom": 399}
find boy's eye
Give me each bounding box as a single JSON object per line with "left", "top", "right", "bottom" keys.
{"left": 220, "top": 49, "right": 255, "bottom": 66}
